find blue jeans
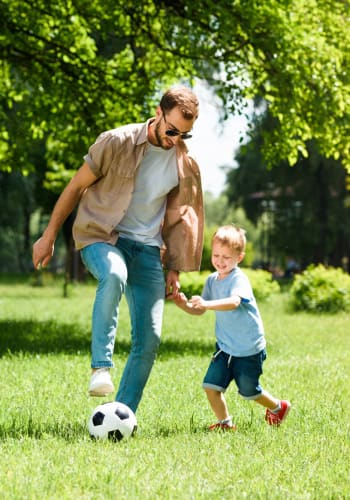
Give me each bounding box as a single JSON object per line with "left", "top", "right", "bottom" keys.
{"left": 80, "top": 238, "right": 165, "bottom": 412}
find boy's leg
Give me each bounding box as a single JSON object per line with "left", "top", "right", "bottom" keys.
{"left": 203, "top": 349, "right": 236, "bottom": 429}
{"left": 204, "top": 387, "right": 231, "bottom": 422}
{"left": 255, "top": 391, "right": 279, "bottom": 410}
{"left": 233, "top": 351, "right": 290, "bottom": 425}
{"left": 233, "top": 350, "right": 266, "bottom": 401}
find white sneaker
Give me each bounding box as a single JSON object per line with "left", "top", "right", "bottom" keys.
{"left": 88, "top": 368, "right": 115, "bottom": 397}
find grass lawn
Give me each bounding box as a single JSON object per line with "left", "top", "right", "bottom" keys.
{"left": 0, "top": 275, "right": 349, "bottom": 499}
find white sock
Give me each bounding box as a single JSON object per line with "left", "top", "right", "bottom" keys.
{"left": 220, "top": 416, "right": 233, "bottom": 426}
{"left": 271, "top": 402, "right": 281, "bottom": 414}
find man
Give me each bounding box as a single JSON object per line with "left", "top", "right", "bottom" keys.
{"left": 32, "top": 86, "right": 204, "bottom": 413}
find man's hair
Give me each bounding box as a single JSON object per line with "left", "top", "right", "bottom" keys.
{"left": 212, "top": 225, "right": 246, "bottom": 254}
{"left": 160, "top": 86, "right": 199, "bottom": 120}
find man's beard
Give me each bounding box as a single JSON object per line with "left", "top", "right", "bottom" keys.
{"left": 155, "top": 122, "right": 173, "bottom": 150}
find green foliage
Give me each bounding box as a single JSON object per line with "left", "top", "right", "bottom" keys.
{"left": 227, "top": 115, "right": 350, "bottom": 269}
{"left": 200, "top": 227, "right": 215, "bottom": 272}
{"left": 0, "top": 171, "right": 36, "bottom": 272}
{"left": 1, "top": 0, "right": 192, "bottom": 187}
{"left": 243, "top": 268, "right": 280, "bottom": 301}
{"left": 290, "top": 264, "right": 350, "bottom": 313}
{"left": 179, "top": 268, "right": 279, "bottom": 302}
{"left": 1, "top": 0, "right": 350, "bottom": 183}
{"left": 179, "top": 271, "right": 211, "bottom": 297}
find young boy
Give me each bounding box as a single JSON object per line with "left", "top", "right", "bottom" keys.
{"left": 173, "top": 225, "right": 290, "bottom": 430}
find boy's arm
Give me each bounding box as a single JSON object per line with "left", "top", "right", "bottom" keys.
{"left": 190, "top": 294, "right": 241, "bottom": 311}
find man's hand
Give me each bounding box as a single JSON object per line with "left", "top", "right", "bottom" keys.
{"left": 32, "top": 236, "right": 55, "bottom": 270}
{"left": 165, "top": 270, "right": 180, "bottom": 299}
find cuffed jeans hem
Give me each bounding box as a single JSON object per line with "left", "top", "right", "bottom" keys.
{"left": 91, "top": 363, "right": 114, "bottom": 369}
{"left": 238, "top": 390, "right": 263, "bottom": 400}
{"left": 202, "top": 382, "right": 226, "bottom": 393}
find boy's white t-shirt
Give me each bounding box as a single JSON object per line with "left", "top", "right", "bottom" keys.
{"left": 116, "top": 143, "right": 178, "bottom": 246}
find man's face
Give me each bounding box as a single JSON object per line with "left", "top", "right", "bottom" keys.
{"left": 152, "top": 106, "right": 195, "bottom": 150}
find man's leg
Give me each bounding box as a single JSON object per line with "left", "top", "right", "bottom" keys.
{"left": 80, "top": 242, "right": 128, "bottom": 369}
{"left": 115, "top": 241, "right": 165, "bottom": 413}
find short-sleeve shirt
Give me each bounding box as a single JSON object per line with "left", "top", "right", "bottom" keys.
{"left": 202, "top": 267, "right": 266, "bottom": 357}
{"left": 72, "top": 120, "right": 204, "bottom": 271}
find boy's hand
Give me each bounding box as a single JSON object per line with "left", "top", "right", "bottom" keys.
{"left": 189, "top": 295, "right": 206, "bottom": 311}
{"left": 172, "top": 292, "right": 188, "bottom": 306}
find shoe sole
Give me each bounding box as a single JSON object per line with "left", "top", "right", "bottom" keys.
{"left": 89, "top": 386, "right": 115, "bottom": 397}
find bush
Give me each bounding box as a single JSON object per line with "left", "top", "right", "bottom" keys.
{"left": 290, "top": 264, "right": 350, "bottom": 313}
{"left": 243, "top": 268, "right": 280, "bottom": 301}
{"left": 180, "top": 268, "right": 280, "bottom": 302}
{"left": 179, "top": 271, "right": 211, "bottom": 297}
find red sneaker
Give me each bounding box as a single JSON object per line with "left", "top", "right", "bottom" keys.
{"left": 208, "top": 422, "right": 237, "bottom": 431}
{"left": 265, "top": 400, "right": 291, "bottom": 426}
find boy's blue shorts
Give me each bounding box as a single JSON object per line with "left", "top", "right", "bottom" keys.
{"left": 202, "top": 346, "right": 267, "bottom": 400}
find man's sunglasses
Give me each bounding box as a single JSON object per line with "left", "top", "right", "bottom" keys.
{"left": 162, "top": 111, "right": 192, "bottom": 140}
{"left": 165, "top": 129, "right": 192, "bottom": 140}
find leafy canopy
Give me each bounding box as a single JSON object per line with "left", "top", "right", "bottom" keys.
{"left": 1, "top": 0, "right": 350, "bottom": 186}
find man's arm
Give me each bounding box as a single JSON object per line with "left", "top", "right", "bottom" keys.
{"left": 32, "top": 162, "right": 98, "bottom": 269}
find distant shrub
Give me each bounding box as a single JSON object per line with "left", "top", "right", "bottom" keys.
{"left": 179, "top": 271, "right": 210, "bottom": 297}
{"left": 179, "top": 268, "right": 279, "bottom": 302}
{"left": 243, "top": 268, "right": 280, "bottom": 301}
{"left": 290, "top": 264, "right": 350, "bottom": 313}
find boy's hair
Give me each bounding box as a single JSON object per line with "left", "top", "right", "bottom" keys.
{"left": 160, "top": 86, "right": 199, "bottom": 120}
{"left": 212, "top": 224, "right": 246, "bottom": 254}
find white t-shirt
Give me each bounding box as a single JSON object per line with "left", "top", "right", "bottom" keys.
{"left": 116, "top": 143, "right": 178, "bottom": 246}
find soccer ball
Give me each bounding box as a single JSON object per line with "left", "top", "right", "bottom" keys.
{"left": 88, "top": 401, "right": 137, "bottom": 441}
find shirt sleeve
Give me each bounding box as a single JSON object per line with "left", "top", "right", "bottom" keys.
{"left": 201, "top": 277, "right": 212, "bottom": 301}
{"left": 83, "top": 131, "right": 117, "bottom": 178}
{"left": 231, "top": 273, "right": 253, "bottom": 303}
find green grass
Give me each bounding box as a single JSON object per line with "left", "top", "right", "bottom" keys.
{"left": 0, "top": 275, "right": 349, "bottom": 499}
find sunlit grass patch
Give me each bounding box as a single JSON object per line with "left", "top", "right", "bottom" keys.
{"left": 0, "top": 277, "right": 349, "bottom": 498}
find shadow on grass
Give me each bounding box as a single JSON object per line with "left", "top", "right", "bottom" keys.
{"left": 0, "top": 419, "right": 89, "bottom": 442}
{"left": 0, "top": 320, "right": 212, "bottom": 358}
{"left": 0, "top": 319, "right": 92, "bottom": 356}
{"left": 0, "top": 421, "right": 211, "bottom": 442}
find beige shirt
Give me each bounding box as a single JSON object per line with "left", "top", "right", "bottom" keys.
{"left": 72, "top": 120, "right": 204, "bottom": 272}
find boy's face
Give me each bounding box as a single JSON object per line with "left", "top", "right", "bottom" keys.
{"left": 211, "top": 241, "right": 244, "bottom": 278}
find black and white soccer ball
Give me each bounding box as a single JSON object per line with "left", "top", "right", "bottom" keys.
{"left": 88, "top": 401, "right": 137, "bottom": 441}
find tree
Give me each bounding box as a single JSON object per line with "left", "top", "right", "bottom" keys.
{"left": 1, "top": 0, "right": 350, "bottom": 276}
{"left": 226, "top": 112, "right": 350, "bottom": 270}
{"left": 1, "top": 0, "right": 350, "bottom": 184}
{"left": 0, "top": 0, "right": 195, "bottom": 189}
{"left": 0, "top": 171, "right": 36, "bottom": 272}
